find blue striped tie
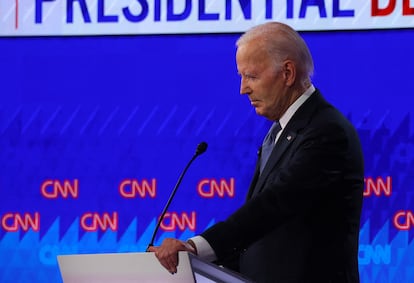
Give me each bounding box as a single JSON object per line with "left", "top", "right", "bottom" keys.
{"left": 260, "top": 121, "right": 281, "bottom": 173}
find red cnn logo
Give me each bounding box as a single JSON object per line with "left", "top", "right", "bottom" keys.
{"left": 119, "top": 179, "right": 157, "bottom": 198}
{"left": 393, "top": 210, "right": 414, "bottom": 230}
{"left": 197, "top": 178, "right": 235, "bottom": 198}
{"left": 80, "top": 212, "right": 118, "bottom": 232}
{"left": 41, "top": 179, "right": 79, "bottom": 199}
{"left": 160, "top": 212, "right": 196, "bottom": 231}
{"left": 363, "top": 176, "right": 392, "bottom": 197}
{"left": 1, "top": 212, "right": 40, "bottom": 232}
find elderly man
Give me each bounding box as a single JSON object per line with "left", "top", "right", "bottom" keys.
{"left": 149, "top": 22, "right": 364, "bottom": 283}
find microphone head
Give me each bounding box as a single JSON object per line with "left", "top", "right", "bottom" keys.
{"left": 195, "top": 142, "right": 208, "bottom": 156}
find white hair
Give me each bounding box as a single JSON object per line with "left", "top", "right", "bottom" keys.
{"left": 236, "top": 22, "right": 314, "bottom": 83}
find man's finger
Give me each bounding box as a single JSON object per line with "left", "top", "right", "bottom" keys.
{"left": 159, "top": 257, "right": 176, "bottom": 274}
{"left": 168, "top": 257, "right": 178, "bottom": 274}
{"left": 147, "top": 246, "right": 158, "bottom": 252}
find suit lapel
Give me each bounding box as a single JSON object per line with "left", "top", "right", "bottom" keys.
{"left": 247, "top": 90, "right": 325, "bottom": 199}
{"left": 251, "top": 131, "right": 297, "bottom": 198}
{"left": 246, "top": 146, "right": 262, "bottom": 200}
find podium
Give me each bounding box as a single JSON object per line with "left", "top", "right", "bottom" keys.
{"left": 57, "top": 251, "right": 253, "bottom": 283}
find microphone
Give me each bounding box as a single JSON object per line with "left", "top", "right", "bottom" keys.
{"left": 146, "top": 142, "right": 208, "bottom": 250}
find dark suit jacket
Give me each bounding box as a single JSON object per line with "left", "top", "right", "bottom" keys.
{"left": 201, "top": 90, "right": 364, "bottom": 283}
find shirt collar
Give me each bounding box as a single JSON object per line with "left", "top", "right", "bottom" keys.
{"left": 279, "top": 84, "right": 315, "bottom": 129}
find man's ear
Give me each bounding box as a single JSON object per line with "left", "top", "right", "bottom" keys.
{"left": 282, "top": 60, "right": 296, "bottom": 87}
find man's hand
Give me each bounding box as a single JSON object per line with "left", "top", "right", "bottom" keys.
{"left": 147, "top": 238, "right": 196, "bottom": 274}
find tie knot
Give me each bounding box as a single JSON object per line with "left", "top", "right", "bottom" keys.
{"left": 270, "top": 121, "right": 281, "bottom": 138}
{"left": 260, "top": 121, "right": 281, "bottom": 174}
{"left": 264, "top": 121, "right": 281, "bottom": 145}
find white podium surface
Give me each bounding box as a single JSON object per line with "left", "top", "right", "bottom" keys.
{"left": 58, "top": 251, "right": 195, "bottom": 283}
{"left": 58, "top": 251, "right": 253, "bottom": 283}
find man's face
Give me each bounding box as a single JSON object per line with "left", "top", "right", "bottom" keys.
{"left": 236, "top": 42, "right": 290, "bottom": 121}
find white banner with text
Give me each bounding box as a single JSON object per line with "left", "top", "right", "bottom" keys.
{"left": 1, "top": 0, "right": 413, "bottom": 36}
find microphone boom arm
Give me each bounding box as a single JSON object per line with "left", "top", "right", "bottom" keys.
{"left": 146, "top": 142, "right": 207, "bottom": 250}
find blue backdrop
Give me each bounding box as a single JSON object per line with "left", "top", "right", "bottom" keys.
{"left": 1, "top": 28, "right": 414, "bottom": 282}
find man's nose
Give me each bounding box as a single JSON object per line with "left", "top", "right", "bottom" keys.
{"left": 240, "top": 77, "right": 249, "bottom": 95}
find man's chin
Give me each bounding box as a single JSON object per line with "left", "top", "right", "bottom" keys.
{"left": 254, "top": 108, "right": 265, "bottom": 117}
{"left": 254, "top": 109, "right": 273, "bottom": 120}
